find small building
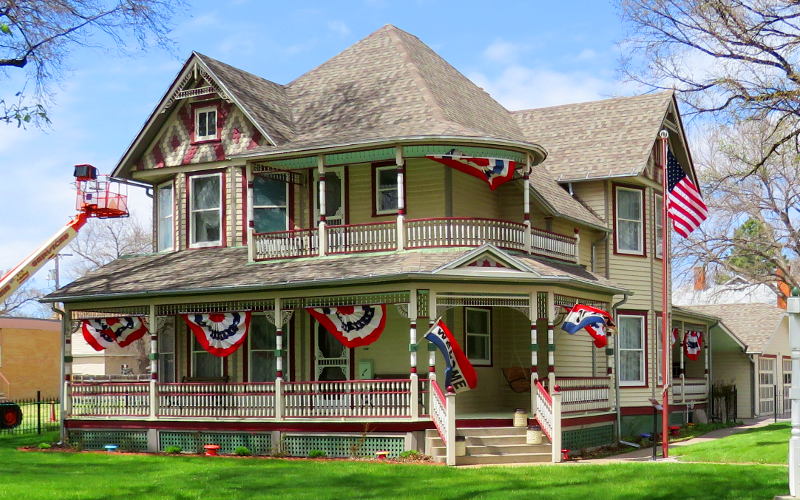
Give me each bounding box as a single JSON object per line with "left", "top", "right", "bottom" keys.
{"left": 0, "top": 317, "right": 61, "bottom": 400}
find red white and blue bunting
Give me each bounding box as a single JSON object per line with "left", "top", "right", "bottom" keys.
{"left": 307, "top": 305, "right": 386, "bottom": 348}
{"left": 81, "top": 316, "right": 149, "bottom": 352}
{"left": 560, "top": 304, "right": 615, "bottom": 348}
{"left": 426, "top": 151, "right": 516, "bottom": 190}
{"left": 424, "top": 319, "right": 478, "bottom": 393}
{"left": 182, "top": 312, "right": 252, "bottom": 357}
{"left": 684, "top": 330, "right": 703, "bottom": 361}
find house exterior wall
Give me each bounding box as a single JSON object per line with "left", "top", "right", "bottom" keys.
{"left": 0, "top": 319, "right": 61, "bottom": 399}
{"left": 711, "top": 351, "right": 753, "bottom": 419}
{"left": 71, "top": 332, "right": 149, "bottom": 376}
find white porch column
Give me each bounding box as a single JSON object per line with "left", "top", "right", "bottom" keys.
{"left": 787, "top": 292, "right": 800, "bottom": 496}
{"left": 445, "top": 389, "right": 457, "bottom": 466}
{"left": 523, "top": 154, "right": 532, "bottom": 254}
{"left": 573, "top": 228, "right": 581, "bottom": 263}
{"left": 317, "top": 156, "right": 327, "bottom": 256}
{"left": 529, "top": 292, "right": 538, "bottom": 415}
{"left": 546, "top": 291, "right": 556, "bottom": 389}
{"left": 62, "top": 310, "right": 73, "bottom": 426}
{"left": 396, "top": 148, "right": 406, "bottom": 250}
{"left": 680, "top": 320, "right": 686, "bottom": 404}
{"left": 275, "top": 297, "right": 285, "bottom": 421}
{"left": 246, "top": 164, "right": 255, "bottom": 262}
{"left": 552, "top": 389, "right": 563, "bottom": 463}
{"left": 148, "top": 304, "right": 158, "bottom": 419}
{"left": 409, "top": 289, "right": 419, "bottom": 419}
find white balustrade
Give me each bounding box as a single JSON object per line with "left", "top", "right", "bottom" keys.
{"left": 430, "top": 382, "right": 448, "bottom": 445}
{"left": 253, "top": 228, "right": 318, "bottom": 260}
{"left": 672, "top": 378, "right": 708, "bottom": 402}
{"left": 555, "top": 376, "right": 612, "bottom": 413}
{"left": 406, "top": 217, "right": 526, "bottom": 251}
{"left": 535, "top": 380, "right": 562, "bottom": 463}
{"left": 327, "top": 222, "right": 397, "bottom": 254}
{"left": 418, "top": 378, "right": 431, "bottom": 416}
{"left": 530, "top": 227, "right": 578, "bottom": 261}
{"left": 283, "top": 379, "right": 412, "bottom": 418}
{"left": 70, "top": 382, "right": 150, "bottom": 416}
{"left": 156, "top": 382, "right": 275, "bottom": 418}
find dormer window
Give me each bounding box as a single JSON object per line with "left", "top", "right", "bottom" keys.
{"left": 195, "top": 106, "right": 218, "bottom": 141}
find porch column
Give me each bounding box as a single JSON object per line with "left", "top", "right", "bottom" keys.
{"left": 317, "top": 156, "right": 327, "bottom": 256}
{"left": 573, "top": 228, "right": 580, "bottom": 263}
{"left": 704, "top": 325, "right": 710, "bottom": 401}
{"left": 274, "top": 297, "right": 285, "bottom": 420}
{"left": 523, "top": 154, "right": 532, "bottom": 254}
{"left": 529, "top": 292, "right": 538, "bottom": 415}
{"left": 427, "top": 290, "right": 437, "bottom": 383}
{"left": 445, "top": 388, "right": 457, "bottom": 466}
{"left": 679, "top": 320, "right": 686, "bottom": 403}
{"left": 546, "top": 291, "right": 556, "bottom": 389}
{"left": 409, "top": 289, "right": 419, "bottom": 419}
{"left": 396, "top": 148, "right": 406, "bottom": 250}
{"left": 61, "top": 310, "right": 73, "bottom": 426}
{"left": 246, "top": 163, "right": 255, "bottom": 262}
{"left": 148, "top": 304, "right": 158, "bottom": 419}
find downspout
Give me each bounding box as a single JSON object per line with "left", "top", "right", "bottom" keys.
{"left": 612, "top": 292, "right": 630, "bottom": 443}
{"left": 51, "top": 304, "right": 67, "bottom": 443}
{"left": 591, "top": 232, "right": 607, "bottom": 274}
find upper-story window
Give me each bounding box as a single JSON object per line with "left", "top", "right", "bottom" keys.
{"left": 189, "top": 173, "right": 222, "bottom": 248}
{"left": 465, "top": 307, "right": 492, "bottom": 366}
{"left": 157, "top": 181, "right": 173, "bottom": 252}
{"left": 616, "top": 186, "right": 644, "bottom": 255}
{"left": 253, "top": 175, "right": 288, "bottom": 233}
{"left": 373, "top": 165, "right": 398, "bottom": 215}
{"left": 619, "top": 314, "right": 645, "bottom": 386}
{"left": 654, "top": 193, "right": 663, "bottom": 259}
{"left": 195, "top": 106, "right": 218, "bottom": 141}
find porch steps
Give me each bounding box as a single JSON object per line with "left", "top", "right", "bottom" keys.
{"left": 425, "top": 427, "right": 551, "bottom": 465}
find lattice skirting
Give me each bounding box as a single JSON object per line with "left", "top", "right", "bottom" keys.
{"left": 562, "top": 425, "right": 614, "bottom": 450}
{"left": 68, "top": 430, "right": 148, "bottom": 452}
{"left": 281, "top": 434, "right": 405, "bottom": 458}
{"left": 159, "top": 432, "right": 272, "bottom": 455}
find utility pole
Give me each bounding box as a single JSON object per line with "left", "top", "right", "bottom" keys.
{"left": 48, "top": 253, "right": 73, "bottom": 290}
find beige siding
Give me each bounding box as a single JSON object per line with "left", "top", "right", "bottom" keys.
{"left": 406, "top": 160, "right": 445, "bottom": 219}
{"left": 712, "top": 352, "right": 753, "bottom": 418}
{"left": 450, "top": 169, "right": 501, "bottom": 219}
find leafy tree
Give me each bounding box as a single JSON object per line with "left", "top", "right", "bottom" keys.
{"left": 726, "top": 218, "right": 778, "bottom": 278}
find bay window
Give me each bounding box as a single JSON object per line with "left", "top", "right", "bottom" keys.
{"left": 373, "top": 165, "right": 398, "bottom": 215}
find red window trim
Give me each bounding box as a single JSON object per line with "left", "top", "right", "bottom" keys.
{"left": 617, "top": 309, "right": 649, "bottom": 389}
{"left": 612, "top": 183, "right": 647, "bottom": 258}
{"left": 370, "top": 161, "right": 407, "bottom": 218}
{"left": 464, "top": 306, "right": 493, "bottom": 368}
{"left": 654, "top": 192, "right": 664, "bottom": 261}
{"left": 185, "top": 169, "right": 227, "bottom": 250}
{"left": 247, "top": 170, "right": 295, "bottom": 237}
{"left": 156, "top": 178, "right": 176, "bottom": 252}
{"left": 190, "top": 101, "right": 222, "bottom": 145}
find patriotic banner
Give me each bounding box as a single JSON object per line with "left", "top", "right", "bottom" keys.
{"left": 307, "top": 305, "right": 386, "bottom": 348}
{"left": 671, "top": 327, "right": 680, "bottom": 347}
{"left": 424, "top": 319, "right": 477, "bottom": 393}
{"left": 684, "top": 330, "right": 703, "bottom": 361}
{"left": 182, "top": 312, "right": 252, "bottom": 357}
{"left": 81, "top": 316, "right": 149, "bottom": 352}
{"left": 561, "top": 304, "right": 615, "bottom": 348}
{"left": 426, "top": 150, "right": 516, "bottom": 190}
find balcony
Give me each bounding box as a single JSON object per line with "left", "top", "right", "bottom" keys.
{"left": 252, "top": 217, "right": 578, "bottom": 262}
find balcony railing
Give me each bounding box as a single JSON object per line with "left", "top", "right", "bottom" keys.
{"left": 253, "top": 218, "right": 578, "bottom": 262}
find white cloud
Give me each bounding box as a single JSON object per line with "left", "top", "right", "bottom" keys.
{"left": 327, "top": 20, "right": 351, "bottom": 37}
{"left": 483, "top": 40, "right": 525, "bottom": 64}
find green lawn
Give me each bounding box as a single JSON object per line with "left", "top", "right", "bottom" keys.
{"left": 673, "top": 422, "right": 789, "bottom": 464}
{"left": 0, "top": 432, "right": 789, "bottom": 500}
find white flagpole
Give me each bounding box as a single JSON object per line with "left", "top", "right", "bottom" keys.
{"left": 659, "top": 129, "right": 671, "bottom": 458}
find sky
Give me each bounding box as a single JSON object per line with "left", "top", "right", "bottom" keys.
{"left": 0, "top": 0, "right": 637, "bottom": 310}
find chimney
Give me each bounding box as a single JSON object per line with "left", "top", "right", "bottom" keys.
{"left": 776, "top": 267, "right": 791, "bottom": 309}
{"left": 693, "top": 266, "right": 706, "bottom": 291}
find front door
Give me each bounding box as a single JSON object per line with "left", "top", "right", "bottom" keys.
{"left": 314, "top": 166, "right": 346, "bottom": 226}
{"left": 313, "top": 320, "right": 350, "bottom": 381}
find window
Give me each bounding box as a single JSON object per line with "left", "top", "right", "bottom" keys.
{"left": 159, "top": 317, "right": 176, "bottom": 383}
{"left": 192, "top": 334, "right": 223, "bottom": 379}
{"left": 189, "top": 173, "right": 222, "bottom": 247}
{"left": 374, "top": 165, "right": 398, "bottom": 215}
{"left": 616, "top": 186, "right": 644, "bottom": 255}
{"left": 618, "top": 314, "right": 645, "bottom": 386}
{"left": 253, "top": 175, "right": 288, "bottom": 233}
{"left": 249, "top": 315, "right": 289, "bottom": 382}
{"left": 157, "top": 182, "right": 174, "bottom": 251}
{"left": 654, "top": 193, "right": 663, "bottom": 259}
{"left": 465, "top": 308, "right": 491, "bottom": 365}
{"left": 655, "top": 316, "right": 663, "bottom": 385}
{"left": 194, "top": 106, "right": 218, "bottom": 141}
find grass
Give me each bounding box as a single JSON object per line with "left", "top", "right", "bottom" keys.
{"left": 673, "top": 422, "right": 789, "bottom": 464}
{"left": 0, "top": 432, "right": 789, "bottom": 499}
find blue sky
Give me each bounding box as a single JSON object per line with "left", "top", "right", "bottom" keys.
{"left": 0, "top": 0, "right": 632, "bottom": 301}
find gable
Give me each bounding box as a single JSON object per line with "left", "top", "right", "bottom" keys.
{"left": 434, "top": 245, "right": 536, "bottom": 274}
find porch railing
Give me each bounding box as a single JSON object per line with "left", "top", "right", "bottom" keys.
{"left": 406, "top": 217, "right": 526, "bottom": 251}
{"left": 534, "top": 380, "right": 562, "bottom": 463}
{"left": 672, "top": 377, "right": 708, "bottom": 402}
{"left": 253, "top": 228, "right": 318, "bottom": 259}
{"left": 530, "top": 227, "right": 577, "bottom": 261}
{"left": 157, "top": 382, "right": 276, "bottom": 418}
{"left": 555, "top": 376, "right": 612, "bottom": 413}
{"left": 418, "top": 378, "right": 431, "bottom": 416}
{"left": 283, "top": 379, "right": 412, "bottom": 418}
{"left": 430, "top": 382, "right": 448, "bottom": 445}
{"left": 70, "top": 382, "right": 150, "bottom": 417}
{"left": 327, "top": 221, "right": 397, "bottom": 254}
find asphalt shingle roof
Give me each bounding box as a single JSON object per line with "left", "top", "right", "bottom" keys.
{"left": 681, "top": 303, "right": 786, "bottom": 353}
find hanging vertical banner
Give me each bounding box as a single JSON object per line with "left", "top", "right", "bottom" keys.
{"left": 560, "top": 304, "right": 615, "bottom": 348}
{"left": 684, "top": 330, "right": 703, "bottom": 361}
{"left": 182, "top": 312, "right": 252, "bottom": 357}
{"left": 426, "top": 150, "right": 516, "bottom": 190}
{"left": 81, "top": 316, "right": 149, "bottom": 351}
{"left": 306, "top": 305, "right": 386, "bottom": 348}
{"left": 424, "top": 319, "right": 478, "bottom": 393}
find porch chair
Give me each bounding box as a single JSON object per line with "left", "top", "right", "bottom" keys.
{"left": 501, "top": 367, "right": 531, "bottom": 393}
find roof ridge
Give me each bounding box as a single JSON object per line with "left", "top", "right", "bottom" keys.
{"left": 511, "top": 90, "right": 674, "bottom": 115}
{"left": 194, "top": 52, "right": 285, "bottom": 88}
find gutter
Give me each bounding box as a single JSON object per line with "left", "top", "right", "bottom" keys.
{"left": 611, "top": 292, "right": 630, "bottom": 442}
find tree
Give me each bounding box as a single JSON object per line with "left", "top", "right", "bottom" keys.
{"left": 68, "top": 216, "right": 151, "bottom": 278}
{"left": 0, "top": 0, "right": 181, "bottom": 127}
{"left": 619, "top": 0, "right": 800, "bottom": 174}
{"left": 0, "top": 277, "right": 47, "bottom": 317}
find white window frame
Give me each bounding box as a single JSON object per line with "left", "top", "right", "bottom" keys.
{"left": 253, "top": 174, "right": 289, "bottom": 234}
{"left": 615, "top": 186, "right": 644, "bottom": 255}
{"left": 465, "top": 307, "right": 492, "bottom": 366}
{"left": 189, "top": 173, "right": 222, "bottom": 248}
{"left": 194, "top": 105, "right": 218, "bottom": 141}
{"left": 158, "top": 317, "right": 176, "bottom": 383}
{"left": 654, "top": 193, "right": 663, "bottom": 259}
{"left": 248, "top": 314, "right": 290, "bottom": 382}
{"left": 157, "top": 181, "right": 174, "bottom": 252}
{"left": 618, "top": 314, "right": 646, "bottom": 386}
{"left": 655, "top": 316, "right": 663, "bottom": 386}
{"left": 191, "top": 334, "right": 224, "bottom": 379}
{"left": 374, "top": 165, "right": 399, "bottom": 215}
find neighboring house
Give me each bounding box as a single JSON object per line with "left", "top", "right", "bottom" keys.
{"left": 44, "top": 25, "right": 732, "bottom": 464}
{"left": 0, "top": 317, "right": 60, "bottom": 400}
{"left": 70, "top": 330, "right": 149, "bottom": 379}
{"left": 673, "top": 268, "right": 779, "bottom": 306}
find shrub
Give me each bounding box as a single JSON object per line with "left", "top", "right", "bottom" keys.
{"left": 37, "top": 443, "right": 52, "bottom": 450}
{"left": 308, "top": 449, "right": 327, "bottom": 458}
{"left": 234, "top": 446, "right": 252, "bottom": 456}
{"left": 398, "top": 450, "right": 421, "bottom": 459}
{"left": 164, "top": 445, "right": 182, "bottom": 455}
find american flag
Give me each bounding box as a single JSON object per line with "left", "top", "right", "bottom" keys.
{"left": 667, "top": 151, "right": 707, "bottom": 237}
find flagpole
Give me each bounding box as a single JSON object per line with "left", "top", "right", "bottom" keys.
{"left": 659, "top": 129, "right": 670, "bottom": 458}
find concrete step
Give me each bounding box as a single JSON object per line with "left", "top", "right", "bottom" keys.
{"left": 429, "top": 443, "right": 551, "bottom": 457}
{"left": 424, "top": 426, "right": 528, "bottom": 439}
{"left": 433, "top": 452, "right": 552, "bottom": 465}
{"left": 426, "top": 433, "right": 548, "bottom": 448}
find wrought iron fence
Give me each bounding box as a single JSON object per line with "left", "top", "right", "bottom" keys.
{"left": 0, "top": 392, "right": 60, "bottom": 435}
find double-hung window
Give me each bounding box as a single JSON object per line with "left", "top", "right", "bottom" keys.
{"left": 465, "top": 308, "right": 491, "bottom": 366}
{"left": 195, "top": 106, "right": 218, "bottom": 141}
{"left": 618, "top": 314, "right": 645, "bottom": 386}
{"left": 374, "top": 165, "right": 398, "bottom": 215}
{"left": 249, "top": 315, "right": 288, "bottom": 382}
{"left": 616, "top": 186, "right": 644, "bottom": 255}
{"left": 253, "top": 175, "right": 288, "bottom": 233}
{"left": 189, "top": 173, "right": 222, "bottom": 247}
{"left": 158, "top": 317, "right": 176, "bottom": 383}
{"left": 192, "top": 333, "right": 223, "bottom": 379}
{"left": 157, "top": 182, "right": 174, "bottom": 251}
{"left": 654, "top": 193, "right": 663, "bottom": 259}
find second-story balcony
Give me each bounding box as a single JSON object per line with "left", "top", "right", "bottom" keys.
{"left": 252, "top": 217, "right": 578, "bottom": 262}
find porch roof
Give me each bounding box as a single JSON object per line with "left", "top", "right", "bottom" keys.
{"left": 680, "top": 303, "right": 787, "bottom": 354}
{"left": 43, "top": 247, "right": 625, "bottom": 303}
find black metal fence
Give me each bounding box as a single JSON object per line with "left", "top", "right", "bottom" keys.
{"left": 0, "top": 392, "right": 60, "bottom": 435}
{"left": 710, "top": 384, "right": 738, "bottom": 423}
